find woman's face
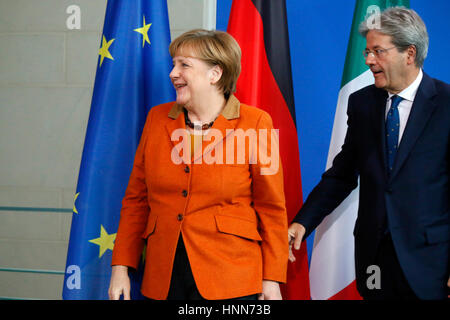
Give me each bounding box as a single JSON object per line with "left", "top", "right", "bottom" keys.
{"left": 169, "top": 50, "right": 217, "bottom": 108}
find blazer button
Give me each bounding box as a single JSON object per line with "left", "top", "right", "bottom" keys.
{"left": 184, "top": 166, "right": 190, "bottom": 173}
{"left": 177, "top": 214, "right": 183, "bottom": 221}
{"left": 182, "top": 190, "right": 188, "bottom": 197}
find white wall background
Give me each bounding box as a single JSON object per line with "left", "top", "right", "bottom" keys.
{"left": 0, "top": 0, "right": 215, "bottom": 300}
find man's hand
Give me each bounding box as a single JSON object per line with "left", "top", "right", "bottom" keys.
{"left": 258, "top": 280, "right": 282, "bottom": 300}
{"left": 288, "top": 223, "right": 306, "bottom": 262}
{"left": 108, "top": 265, "right": 131, "bottom": 300}
{"left": 447, "top": 276, "right": 450, "bottom": 298}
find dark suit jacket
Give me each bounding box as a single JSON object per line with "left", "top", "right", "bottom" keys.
{"left": 294, "top": 72, "right": 450, "bottom": 299}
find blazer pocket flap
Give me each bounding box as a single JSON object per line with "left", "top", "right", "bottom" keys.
{"left": 142, "top": 215, "right": 157, "bottom": 239}
{"left": 215, "top": 214, "right": 262, "bottom": 241}
{"left": 425, "top": 223, "right": 449, "bottom": 244}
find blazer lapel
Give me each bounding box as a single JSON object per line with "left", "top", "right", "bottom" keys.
{"left": 165, "top": 104, "right": 190, "bottom": 165}
{"left": 370, "top": 87, "right": 389, "bottom": 179}
{"left": 165, "top": 95, "right": 241, "bottom": 165}
{"left": 199, "top": 95, "right": 240, "bottom": 164}
{"left": 390, "top": 73, "right": 438, "bottom": 181}
{"left": 200, "top": 115, "right": 237, "bottom": 164}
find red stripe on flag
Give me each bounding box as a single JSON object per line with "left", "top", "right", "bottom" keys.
{"left": 329, "top": 280, "right": 363, "bottom": 300}
{"left": 227, "top": 0, "right": 310, "bottom": 299}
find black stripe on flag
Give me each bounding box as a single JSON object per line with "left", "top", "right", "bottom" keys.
{"left": 251, "top": 0, "right": 297, "bottom": 126}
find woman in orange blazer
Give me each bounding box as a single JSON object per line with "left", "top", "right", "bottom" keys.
{"left": 108, "top": 29, "right": 288, "bottom": 300}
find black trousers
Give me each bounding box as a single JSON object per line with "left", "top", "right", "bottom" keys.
{"left": 363, "top": 233, "right": 418, "bottom": 300}
{"left": 167, "top": 235, "right": 258, "bottom": 301}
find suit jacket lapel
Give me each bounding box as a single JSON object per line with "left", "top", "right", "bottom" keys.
{"left": 390, "top": 73, "right": 438, "bottom": 181}
{"left": 165, "top": 95, "right": 241, "bottom": 165}
{"left": 370, "top": 87, "right": 389, "bottom": 179}
{"left": 165, "top": 106, "right": 190, "bottom": 165}
{"left": 200, "top": 115, "right": 237, "bottom": 164}
{"left": 195, "top": 95, "right": 240, "bottom": 164}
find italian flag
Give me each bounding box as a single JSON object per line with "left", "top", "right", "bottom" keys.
{"left": 310, "top": 0, "right": 410, "bottom": 300}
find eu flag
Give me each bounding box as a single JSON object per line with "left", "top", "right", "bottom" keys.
{"left": 63, "top": 0, "right": 175, "bottom": 299}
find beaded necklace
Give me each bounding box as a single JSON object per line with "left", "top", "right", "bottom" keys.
{"left": 183, "top": 108, "right": 216, "bottom": 130}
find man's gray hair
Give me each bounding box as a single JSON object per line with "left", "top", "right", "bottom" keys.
{"left": 359, "top": 7, "right": 429, "bottom": 68}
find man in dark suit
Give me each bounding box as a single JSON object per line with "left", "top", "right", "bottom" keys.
{"left": 289, "top": 7, "right": 449, "bottom": 300}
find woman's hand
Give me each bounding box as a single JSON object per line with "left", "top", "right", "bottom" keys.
{"left": 258, "top": 280, "right": 282, "bottom": 300}
{"left": 108, "top": 265, "right": 131, "bottom": 300}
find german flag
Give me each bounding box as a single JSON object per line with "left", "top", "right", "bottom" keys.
{"left": 227, "top": 0, "right": 310, "bottom": 299}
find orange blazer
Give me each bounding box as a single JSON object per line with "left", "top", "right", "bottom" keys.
{"left": 111, "top": 95, "right": 288, "bottom": 300}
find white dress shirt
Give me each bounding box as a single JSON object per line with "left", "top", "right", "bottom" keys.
{"left": 385, "top": 69, "right": 423, "bottom": 143}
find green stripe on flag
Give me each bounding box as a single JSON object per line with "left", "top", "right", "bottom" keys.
{"left": 340, "top": 0, "right": 410, "bottom": 88}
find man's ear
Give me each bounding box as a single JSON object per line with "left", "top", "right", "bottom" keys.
{"left": 406, "top": 45, "right": 417, "bottom": 66}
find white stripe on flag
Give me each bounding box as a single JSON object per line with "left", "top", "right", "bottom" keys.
{"left": 326, "top": 70, "right": 374, "bottom": 166}
{"left": 310, "top": 69, "right": 373, "bottom": 300}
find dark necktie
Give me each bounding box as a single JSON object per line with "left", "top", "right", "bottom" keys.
{"left": 386, "top": 95, "right": 404, "bottom": 174}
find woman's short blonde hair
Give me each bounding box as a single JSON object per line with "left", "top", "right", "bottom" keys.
{"left": 169, "top": 29, "right": 241, "bottom": 99}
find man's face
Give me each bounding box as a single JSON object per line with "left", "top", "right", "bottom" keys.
{"left": 365, "top": 30, "right": 410, "bottom": 94}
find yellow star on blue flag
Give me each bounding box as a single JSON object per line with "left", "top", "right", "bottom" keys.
{"left": 89, "top": 225, "right": 116, "bottom": 258}
{"left": 134, "top": 16, "right": 152, "bottom": 47}
{"left": 73, "top": 193, "right": 80, "bottom": 214}
{"left": 98, "top": 35, "right": 115, "bottom": 67}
